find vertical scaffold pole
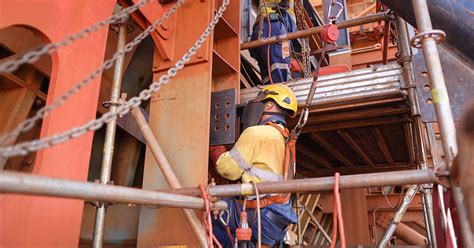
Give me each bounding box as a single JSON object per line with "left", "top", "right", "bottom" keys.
{"left": 395, "top": 15, "right": 437, "bottom": 247}
{"left": 92, "top": 15, "right": 128, "bottom": 248}
{"left": 411, "top": 0, "right": 457, "bottom": 165}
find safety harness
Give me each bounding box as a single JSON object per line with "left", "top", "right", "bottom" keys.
{"left": 244, "top": 121, "right": 296, "bottom": 209}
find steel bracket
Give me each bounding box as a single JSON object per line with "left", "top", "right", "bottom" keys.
{"left": 209, "top": 89, "right": 236, "bottom": 146}
{"left": 414, "top": 44, "right": 474, "bottom": 122}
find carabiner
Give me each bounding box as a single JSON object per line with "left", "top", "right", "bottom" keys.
{"left": 294, "top": 107, "right": 309, "bottom": 137}
{"left": 327, "top": 1, "right": 344, "bottom": 23}
{"left": 219, "top": 209, "right": 230, "bottom": 227}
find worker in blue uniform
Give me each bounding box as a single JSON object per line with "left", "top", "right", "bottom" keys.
{"left": 249, "top": 0, "right": 297, "bottom": 84}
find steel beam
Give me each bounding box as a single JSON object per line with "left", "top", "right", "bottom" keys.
{"left": 0, "top": 171, "right": 227, "bottom": 211}
{"left": 240, "top": 12, "right": 390, "bottom": 50}
{"left": 373, "top": 127, "right": 394, "bottom": 166}
{"left": 131, "top": 107, "right": 207, "bottom": 247}
{"left": 338, "top": 130, "right": 376, "bottom": 168}
{"left": 310, "top": 133, "right": 354, "bottom": 168}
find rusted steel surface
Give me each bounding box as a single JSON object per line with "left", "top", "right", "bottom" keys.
{"left": 414, "top": 44, "right": 474, "bottom": 123}
{"left": 0, "top": 1, "right": 115, "bottom": 246}
{"left": 341, "top": 189, "right": 372, "bottom": 245}
{"left": 376, "top": 213, "right": 427, "bottom": 245}
{"left": 0, "top": 170, "right": 227, "bottom": 210}
{"left": 351, "top": 45, "right": 398, "bottom": 69}
{"left": 240, "top": 12, "right": 390, "bottom": 50}
{"left": 162, "top": 170, "right": 440, "bottom": 197}
{"left": 136, "top": 0, "right": 218, "bottom": 246}
{"left": 131, "top": 107, "right": 207, "bottom": 246}
{"left": 338, "top": 129, "right": 376, "bottom": 168}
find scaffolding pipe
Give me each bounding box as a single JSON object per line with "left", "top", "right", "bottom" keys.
{"left": 161, "top": 170, "right": 440, "bottom": 197}
{"left": 416, "top": 119, "right": 437, "bottom": 248}
{"left": 411, "top": 1, "right": 472, "bottom": 245}
{"left": 93, "top": 17, "right": 128, "bottom": 248}
{"left": 395, "top": 16, "right": 419, "bottom": 117}
{"left": 396, "top": 15, "right": 436, "bottom": 247}
{"left": 378, "top": 185, "right": 419, "bottom": 248}
{"left": 0, "top": 170, "right": 227, "bottom": 210}
{"left": 411, "top": 0, "right": 457, "bottom": 166}
{"left": 131, "top": 107, "right": 208, "bottom": 247}
{"left": 240, "top": 12, "right": 390, "bottom": 50}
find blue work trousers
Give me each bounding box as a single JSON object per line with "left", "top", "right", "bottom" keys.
{"left": 212, "top": 198, "right": 297, "bottom": 247}
{"left": 250, "top": 18, "right": 290, "bottom": 84}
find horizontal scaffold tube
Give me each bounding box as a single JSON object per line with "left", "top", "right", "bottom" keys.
{"left": 0, "top": 171, "right": 227, "bottom": 210}
{"left": 241, "top": 12, "right": 390, "bottom": 50}
{"left": 161, "top": 170, "right": 440, "bottom": 197}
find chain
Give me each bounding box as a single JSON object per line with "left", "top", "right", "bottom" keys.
{"left": 0, "top": 0, "right": 184, "bottom": 146}
{"left": 0, "top": 0, "right": 230, "bottom": 158}
{"left": 0, "top": 0, "right": 153, "bottom": 74}
{"left": 295, "top": 0, "right": 311, "bottom": 78}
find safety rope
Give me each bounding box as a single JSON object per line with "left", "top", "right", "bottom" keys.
{"left": 261, "top": 0, "right": 274, "bottom": 84}
{"left": 330, "top": 172, "right": 346, "bottom": 248}
{"left": 0, "top": 0, "right": 154, "bottom": 74}
{"left": 200, "top": 184, "right": 222, "bottom": 248}
{"left": 0, "top": 0, "right": 230, "bottom": 157}
{"left": 0, "top": 0, "right": 184, "bottom": 146}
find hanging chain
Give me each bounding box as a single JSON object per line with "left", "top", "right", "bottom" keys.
{"left": 0, "top": 0, "right": 230, "bottom": 157}
{"left": 0, "top": 0, "right": 185, "bottom": 146}
{"left": 0, "top": 0, "right": 154, "bottom": 74}
{"left": 294, "top": 0, "right": 311, "bottom": 78}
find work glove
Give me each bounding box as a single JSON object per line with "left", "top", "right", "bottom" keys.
{"left": 209, "top": 145, "right": 227, "bottom": 165}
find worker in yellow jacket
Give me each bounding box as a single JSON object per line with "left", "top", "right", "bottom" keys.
{"left": 210, "top": 84, "right": 298, "bottom": 247}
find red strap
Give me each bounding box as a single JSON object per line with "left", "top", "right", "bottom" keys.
{"left": 266, "top": 122, "right": 297, "bottom": 180}
{"left": 266, "top": 122, "right": 289, "bottom": 138}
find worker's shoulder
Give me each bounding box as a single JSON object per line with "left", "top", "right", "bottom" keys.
{"left": 242, "top": 125, "right": 284, "bottom": 139}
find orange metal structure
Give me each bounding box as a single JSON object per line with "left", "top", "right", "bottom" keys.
{"left": 0, "top": 0, "right": 115, "bottom": 246}
{"left": 0, "top": 0, "right": 472, "bottom": 247}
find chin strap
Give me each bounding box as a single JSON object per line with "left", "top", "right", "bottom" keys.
{"left": 262, "top": 111, "right": 286, "bottom": 117}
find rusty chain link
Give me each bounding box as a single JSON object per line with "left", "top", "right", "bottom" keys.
{"left": 0, "top": 0, "right": 230, "bottom": 157}
{"left": 295, "top": 0, "right": 311, "bottom": 78}
{"left": 0, "top": 0, "right": 153, "bottom": 74}
{"left": 0, "top": 0, "right": 184, "bottom": 146}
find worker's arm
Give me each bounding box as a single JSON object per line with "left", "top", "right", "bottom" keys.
{"left": 215, "top": 128, "right": 257, "bottom": 181}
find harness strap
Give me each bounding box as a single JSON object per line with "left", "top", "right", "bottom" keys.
{"left": 244, "top": 194, "right": 290, "bottom": 209}
{"left": 266, "top": 122, "right": 297, "bottom": 180}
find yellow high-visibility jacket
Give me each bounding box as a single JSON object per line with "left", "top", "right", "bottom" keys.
{"left": 216, "top": 125, "right": 285, "bottom": 183}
